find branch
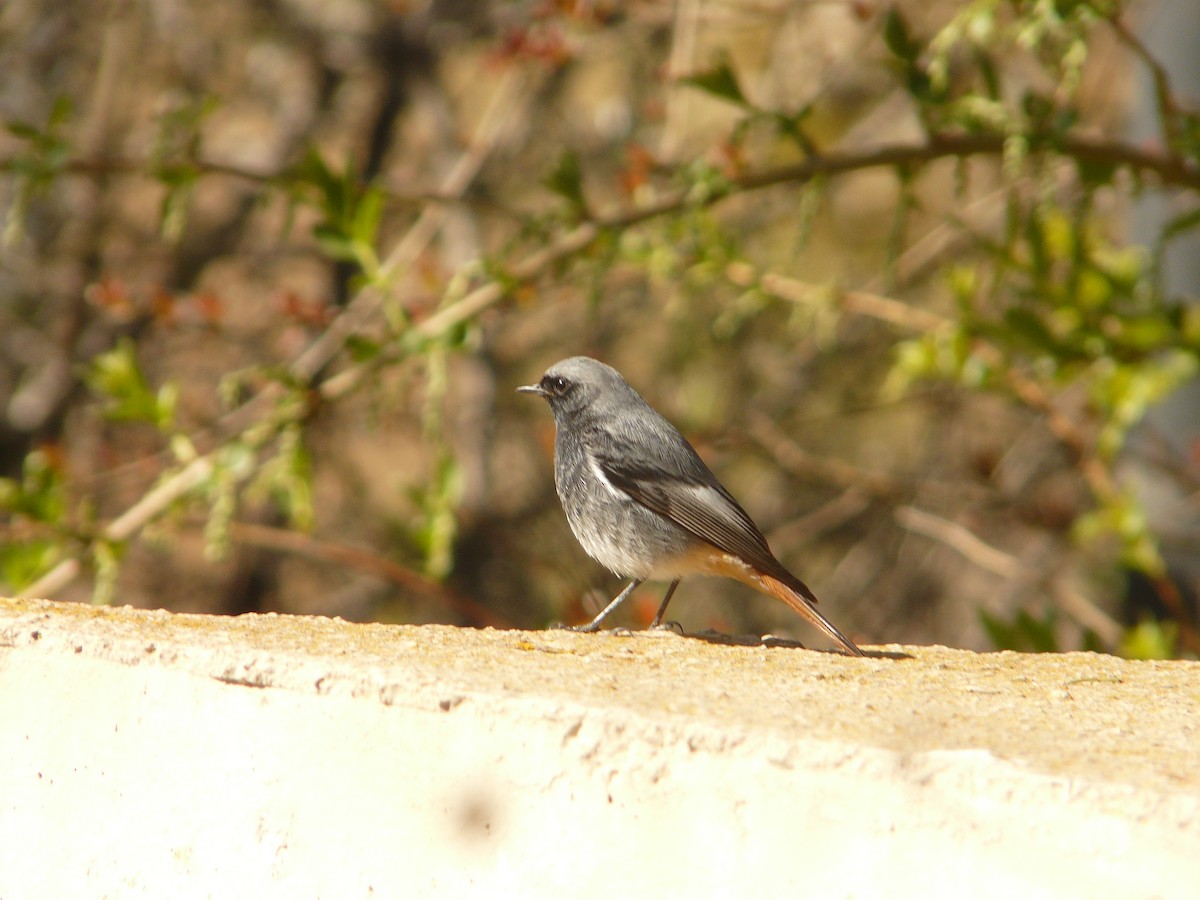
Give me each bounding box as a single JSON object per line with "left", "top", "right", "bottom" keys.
{"left": 19, "top": 119, "right": 1195, "bottom": 600}
{"left": 725, "top": 263, "right": 946, "bottom": 333}
{"left": 1105, "top": 11, "right": 1185, "bottom": 154}
{"left": 730, "top": 133, "right": 1200, "bottom": 194}
{"left": 19, "top": 69, "right": 527, "bottom": 601}
{"left": 13, "top": 130, "right": 1199, "bottom": 236}
{"left": 768, "top": 488, "right": 873, "bottom": 547}
{"left": 747, "top": 374, "right": 1127, "bottom": 647}
{"left": 895, "top": 505, "right": 1024, "bottom": 580}
{"left": 225, "top": 521, "right": 510, "bottom": 628}
{"left": 745, "top": 410, "right": 908, "bottom": 501}
{"left": 22, "top": 455, "right": 215, "bottom": 599}
{"left": 894, "top": 505, "right": 1124, "bottom": 646}
{"left": 3, "top": 154, "right": 483, "bottom": 211}
{"left": 729, "top": 261, "right": 1117, "bottom": 504}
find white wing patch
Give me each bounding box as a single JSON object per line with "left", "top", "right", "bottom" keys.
{"left": 589, "top": 454, "right": 630, "bottom": 501}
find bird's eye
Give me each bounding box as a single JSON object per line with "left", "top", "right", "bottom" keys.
{"left": 543, "top": 375, "right": 569, "bottom": 395}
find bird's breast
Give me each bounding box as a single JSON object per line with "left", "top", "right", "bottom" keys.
{"left": 553, "top": 447, "right": 695, "bottom": 578}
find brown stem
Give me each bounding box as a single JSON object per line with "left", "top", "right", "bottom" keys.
{"left": 225, "top": 521, "right": 510, "bottom": 628}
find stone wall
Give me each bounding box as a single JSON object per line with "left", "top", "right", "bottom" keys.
{"left": 1, "top": 597, "right": 1197, "bottom": 898}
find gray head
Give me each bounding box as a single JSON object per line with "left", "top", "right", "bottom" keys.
{"left": 517, "top": 356, "right": 643, "bottom": 422}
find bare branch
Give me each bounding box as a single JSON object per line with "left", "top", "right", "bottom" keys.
{"left": 24, "top": 456, "right": 215, "bottom": 599}
{"left": 225, "top": 521, "right": 510, "bottom": 628}
{"left": 745, "top": 410, "right": 907, "bottom": 500}
{"left": 895, "top": 505, "right": 1023, "bottom": 580}
{"left": 1105, "top": 11, "right": 1185, "bottom": 153}
{"left": 895, "top": 505, "right": 1125, "bottom": 646}
{"left": 19, "top": 70, "right": 528, "bottom": 601}
{"left": 15, "top": 77, "right": 1197, "bottom": 602}
{"left": 12, "top": 130, "right": 1199, "bottom": 234}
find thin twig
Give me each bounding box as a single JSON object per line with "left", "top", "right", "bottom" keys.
{"left": 4, "top": 155, "right": 487, "bottom": 210}
{"left": 746, "top": 410, "right": 906, "bottom": 500}
{"left": 226, "top": 521, "right": 510, "bottom": 628}
{"left": 726, "top": 262, "right": 947, "bottom": 332}
{"left": 20, "top": 71, "right": 526, "bottom": 601}
{"left": 768, "top": 488, "right": 872, "bottom": 546}
{"left": 10, "top": 130, "right": 1199, "bottom": 228}
{"left": 727, "top": 133, "right": 1200, "bottom": 193}
{"left": 895, "top": 505, "right": 1124, "bottom": 645}
{"left": 24, "top": 456, "right": 216, "bottom": 599}
{"left": 895, "top": 505, "right": 1023, "bottom": 580}
{"left": 1105, "top": 11, "right": 1184, "bottom": 153}
{"left": 20, "top": 119, "right": 1196, "bottom": 598}
{"left": 729, "top": 259, "right": 1116, "bottom": 503}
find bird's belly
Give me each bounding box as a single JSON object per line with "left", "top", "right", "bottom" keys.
{"left": 557, "top": 465, "right": 693, "bottom": 578}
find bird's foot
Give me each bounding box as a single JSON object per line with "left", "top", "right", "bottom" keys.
{"left": 759, "top": 632, "right": 808, "bottom": 649}
{"left": 551, "top": 622, "right": 598, "bottom": 633}
{"left": 649, "top": 620, "right": 685, "bottom": 636}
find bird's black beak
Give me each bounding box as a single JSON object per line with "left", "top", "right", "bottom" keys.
{"left": 517, "top": 382, "right": 546, "bottom": 397}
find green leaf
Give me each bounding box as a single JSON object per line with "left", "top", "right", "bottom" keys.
{"left": 412, "top": 453, "right": 463, "bottom": 581}
{"left": 975, "top": 48, "right": 1001, "bottom": 101}
{"left": 0, "top": 540, "right": 60, "bottom": 592}
{"left": 1158, "top": 204, "right": 1200, "bottom": 253}
{"left": 48, "top": 95, "right": 73, "bottom": 127}
{"left": 82, "top": 339, "right": 179, "bottom": 432}
{"left": 5, "top": 121, "right": 41, "bottom": 140}
{"left": 1091, "top": 352, "right": 1199, "bottom": 459}
{"left": 291, "top": 147, "right": 343, "bottom": 206}
{"left": 91, "top": 539, "right": 126, "bottom": 607}
{"left": 1120, "top": 620, "right": 1177, "bottom": 661}
{"left": 159, "top": 173, "right": 196, "bottom": 243}
{"left": 1004, "top": 308, "right": 1061, "bottom": 354}
{"left": 0, "top": 449, "right": 67, "bottom": 524}
{"left": 290, "top": 147, "right": 386, "bottom": 275}
{"left": 155, "top": 382, "right": 180, "bottom": 431}
{"left": 883, "top": 7, "right": 919, "bottom": 63}
{"left": 345, "top": 335, "right": 382, "bottom": 362}
{"left": 352, "top": 187, "right": 385, "bottom": 246}
{"left": 312, "top": 223, "right": 360, "bottom": 263}
{"left": 1076, "top": 157, "right": 1118, "bottom": 188}
{"left": 1073, "top": 487, "right": 1166, "bottom": 576}
{"left": 147, "top": 96, "right": 215, "bottom": 240}
{"left": 247, "top": 424, "right": 314, "bottom": 531}
{"left": 682, "top": 61, "right": 750, "bottom": 108}
{"left": 85, "top": 338, "right": 162, "bottom": 424}
{"left": 980, "top": 608, "right": 1060, "bottom": 652}
{"left": 3, "top": 96, "right": 75, "bottom": 243}
{"left": 543, "top": 150, "right": 586, "bottom": 212}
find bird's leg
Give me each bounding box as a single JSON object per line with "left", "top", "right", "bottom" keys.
{"left": 569, "top": 579, "right": 643, "bottom": 632}
{"left": 650, "top": 579, "right": 681, "bottom": 628}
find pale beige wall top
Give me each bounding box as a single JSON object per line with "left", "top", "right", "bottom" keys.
{"left": 2, "top": 596, "right": 1198, "bottom": 898}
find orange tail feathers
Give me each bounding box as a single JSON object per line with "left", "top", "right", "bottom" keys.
{"left": 758, "top": 574, "right": 864, "bottom": 657}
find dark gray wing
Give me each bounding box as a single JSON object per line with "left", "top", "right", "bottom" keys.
{"left": 596, "top": 443, "right": 796, "bottom": 587}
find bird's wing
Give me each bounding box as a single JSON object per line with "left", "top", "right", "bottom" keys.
{"left": 596, "top": 447, "right": 792, "bottom": 585}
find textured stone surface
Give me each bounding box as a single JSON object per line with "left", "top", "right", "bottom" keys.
{"left": 1, "top": 596, "right": 1197, "bottom": 898}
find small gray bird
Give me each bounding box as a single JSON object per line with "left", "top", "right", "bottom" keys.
{"left": 518, "top": 356, "right": 863, "bottom": 656}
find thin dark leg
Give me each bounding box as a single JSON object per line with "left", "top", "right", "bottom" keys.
{"left": 571, "top": 579, "right": 643, "bottom": 632}
{"left": 650, "top": 579, "right": 681, "bottom": 627}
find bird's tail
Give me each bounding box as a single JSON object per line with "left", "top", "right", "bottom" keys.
{"left": 758, "top": 573, "right": 864, "bottom": 657}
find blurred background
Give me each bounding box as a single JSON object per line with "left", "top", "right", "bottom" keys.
{"left": 1, "top": 0, "right": 1197, "bottom": 655}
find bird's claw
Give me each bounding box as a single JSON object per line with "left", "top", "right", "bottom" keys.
{"left": 649, "top": 620, "right": 685, "bottom": 635}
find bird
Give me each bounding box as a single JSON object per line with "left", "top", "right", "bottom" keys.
{"left": 518, "top": 356, "right": 863, "bottom": 656}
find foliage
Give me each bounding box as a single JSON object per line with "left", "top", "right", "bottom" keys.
{"left": 2, "top": 96, "right": 72, "bottom": 243}
{"left": 0, "top": 1, "right": 1197, "bottom": 655}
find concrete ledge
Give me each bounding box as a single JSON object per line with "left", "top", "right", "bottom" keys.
{"left": 1, "top": 597, "right": 1198, "bottom": 898}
